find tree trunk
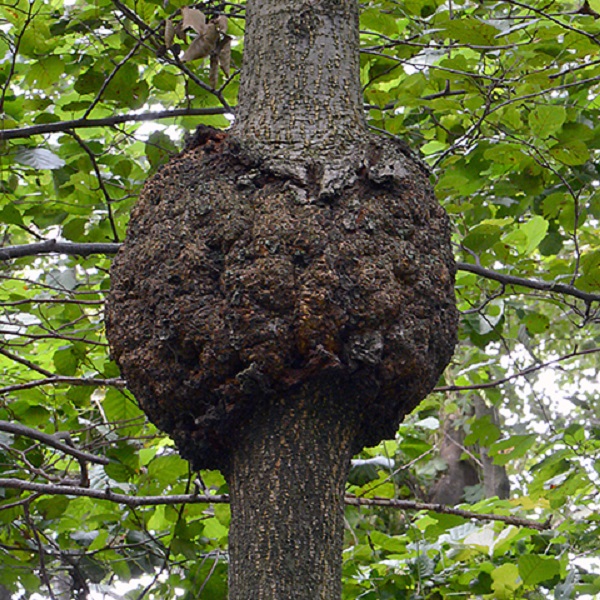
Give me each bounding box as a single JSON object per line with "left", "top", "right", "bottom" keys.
{"left": 233, "top": 0, "right": 365, "bottom": 181}
{"left": 106, "top": 1, "right": 459, "bottom": 597}
{"left": 225, "top": 5, "right": 365, "bottom": 596}
{"left": 225, "top": 379, "right": 360, "bottom": 600}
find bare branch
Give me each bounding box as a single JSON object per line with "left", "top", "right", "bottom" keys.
{"left": 345, "top": 495, "right": 550, "bottom": 531}
{"left": 435, "top": 346, "right": 600, "bottom": 393}
{"left": 0, "top": 421, "right": 109, "bottom": 466}
{"left": 68, "top": 131, "right": 120, "bottom": 243}
{"left": 0, "top": 108, "right": 229, "bottom": 141}
{"left": 0, "top": 346, "right": 55, "bottom": 378}
{"left": 0, "top": 376, "right": 125, "bottom": 395}
{"left": 0, "top": 240, "right": 120, "bottom": 260}
{"left": 0, "top": 478, "right": 550, "bottom": 530}
{"left": 457, "top": 262, "right": 600, "bottom": 304}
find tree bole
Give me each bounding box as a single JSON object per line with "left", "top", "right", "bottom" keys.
{"left": 227, "top": 379, "right": 360, "bottom": 600}
{"left": 105, "top": 0, "right": 458, "bottom": 597}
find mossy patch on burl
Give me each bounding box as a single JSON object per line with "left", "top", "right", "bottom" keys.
{"left": 106, "top": 127, "right": 457, "bottom": 472}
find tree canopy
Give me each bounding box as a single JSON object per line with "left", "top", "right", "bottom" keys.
{"left": 0, "top": 0, "right": 599, "bottom": 598}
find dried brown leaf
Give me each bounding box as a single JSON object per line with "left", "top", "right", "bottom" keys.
{"left": 209, "top": 54, "right": 219, "bottom": 88}
{"left": 181, "top": 23, "right": 219, "bottom": 62}
{"left": 181, "top": 7, "right": 206, "bottom": 35}
{"left": 164, "top": 19, "right": 175, "bottom": 48}
{"left": 214, "top": 15, "right": 228, "bottom": 33}
{"left": 218, "top": 36, "right": 232, "bottom": 77}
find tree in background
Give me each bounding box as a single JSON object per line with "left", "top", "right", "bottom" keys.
{"left": 0, "top": 0, "right": 599, "bottom": 599}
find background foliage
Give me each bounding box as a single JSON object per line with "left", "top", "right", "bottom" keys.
{"left": 0, "top": 0, "right": 599, "bottom": 598}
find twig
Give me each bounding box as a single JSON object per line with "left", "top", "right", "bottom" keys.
{"left": 0, "top": 240, "right": 121, "bottom": 260}
{"left": 435, "top": 346, "right": 600, "bottom": 393}
{"left": 344, "top": 495, "right": 550, "bottom": 531}
{"left": 0, "top": 376, "right": 125, "bottom": 395}
{"left": 67, "top": 131, "right": 120, "bottom": 242}
{"left": 457, "top": 262, "right": 600, "bottom": 304}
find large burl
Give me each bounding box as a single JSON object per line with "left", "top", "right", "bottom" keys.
{"left": 105, "top": 126, "right": 457, "bottom": 472}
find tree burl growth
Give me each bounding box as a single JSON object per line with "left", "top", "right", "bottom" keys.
{"left": 106, "top": 126, "right": 457, "bottom": 472}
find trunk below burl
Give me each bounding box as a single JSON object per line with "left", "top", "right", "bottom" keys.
{"left": 227, "top": 379, "right": 360, "bottom": 600}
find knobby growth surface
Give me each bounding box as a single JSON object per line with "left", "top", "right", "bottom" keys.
{"left": 106, "top": 126, "right": 458, "bottom": 471}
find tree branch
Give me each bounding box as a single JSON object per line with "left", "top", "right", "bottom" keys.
{"left": 456, "top": 262, "right": 600, "bottom": 304}
{"left": 0, "top": 421, "right": 109, "bottom": 466}
{"left": 0, "top": 240, "right": 121, "bottom": 260}
{"left": 435, "top": 346, "right": 600, "bottom": 393}
{"left": 345, "top": 495, "right": 550, "bottom": 531}
{"left": 0, "top": 108, "right": 229, "bottom": 141}
{"left": 0, "top": 376, "right": 125, "bottom": 395}
{"left": 0, "top": 478, "right": 550, "bottom": 530}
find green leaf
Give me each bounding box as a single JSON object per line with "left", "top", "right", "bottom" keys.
{"left": 53, "top": 347, "right": 79, "bottom": 376}
{"left": 0, "top": 203, "right": 24, "bottom": 225}
{"left": 464, "top": 415, "right": 501, "bottom": 446}
{"left": 489, "top": 434, "right": 537, "bottom": 466}
{"left": 518, "top": 554, "right": 560, "bottom": 586}
{"left": 444, "top": 17, "right": 500, "bottom": 46}
{"left": 503, "top": 216, "right": 549, "bottom": 255}
{"left": 576, "top": 250, "right": 600, "bottom": 292}
{"left": 103, "top": 388, "right": 144, "bottom": 423}
{"left": 528, "top": 105, "right": 566, "bottom": 139}
{"left": 549, "top": 140, "right": 589, "bottom": 165}
{"left": 463, "top": 219, "right": 512, "bottom": 253}
{"left": 491, "top": 563, "right": 521, "bottom": 598}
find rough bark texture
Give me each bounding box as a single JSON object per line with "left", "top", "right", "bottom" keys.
{"left": 106, "top": 0, "right": 458, "bottom": 597}
{"left": 234, "top": 0, "right": 364, "bottom": 164}
{"left": 227, "top": 380, "right": 359, "bottom": 600}
{"left": 106, "top": 128, "right": 457, "bottom": 472}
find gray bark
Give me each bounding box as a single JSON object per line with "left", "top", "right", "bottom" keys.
{"left": 233, "top": 0, "right": 367, "bottom": 185}
{"left": 226, "top": 4, "right": 367, "bottom": 596}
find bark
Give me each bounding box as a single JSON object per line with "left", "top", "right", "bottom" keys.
{"left": 233, "top": 0, "right": 367, "bottom": 187}
{"left": 234, "top": 0, "right": 364, "bottom": 153}
{"left": 226, "top": 378, "right": 360, "bottom": 600}
{"left": 474, "top": 397, "right": 510, "bottom": 500}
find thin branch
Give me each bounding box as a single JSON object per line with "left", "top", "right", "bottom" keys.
{"left": 0, "top": 240, "right": 120, "bottom": 260}
{"left": 0, "top": 346, "right": 55, "bottom": 378}
{"left": 23, "top": 503, "right": 57, "bottom": 600}
{"left": 0, "top": 421, "right": 109, "bottom": 466}
{"left": 457, "top": 262, "right": 600, "bottom": 304}
{"left": 0, "top": 108, "right": 230, "bottom": 141}
{"left": 68, "top": 131, "right": 120, "bottom": 242}
{"left": 0, "top": 376, "right": 125, "bottom": 395}
{"left": 344, "top": 496, "right": 550, "bottom": 531}
{"left": 0, "top": 479, "right": 550, "bottom": 530}
{"left": 435, "top": 346, "right": 600, "bottom": 393}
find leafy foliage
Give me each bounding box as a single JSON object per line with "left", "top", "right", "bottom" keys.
{"left": 0, "top": 0, "right": 599, "bottom": 598}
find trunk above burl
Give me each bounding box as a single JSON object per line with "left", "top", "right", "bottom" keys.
{"left": 105, "top": 1, "right": 457, "bottom": 598}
